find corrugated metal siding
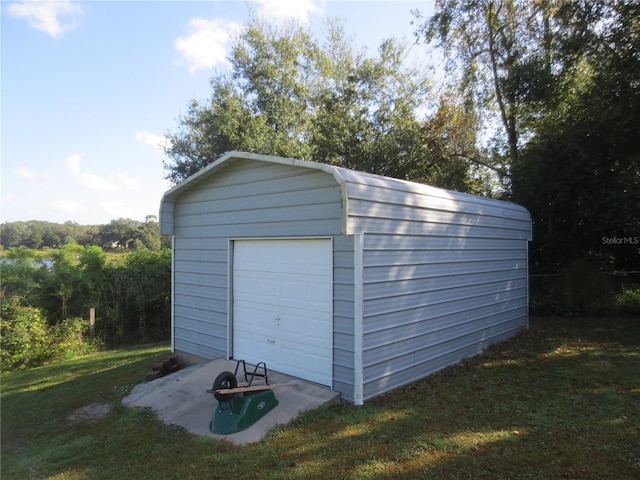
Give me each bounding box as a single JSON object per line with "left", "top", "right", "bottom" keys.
{"left": 163, "top": 152, "right": 532, "bottom": 403}
{"left": 359, "top": 235, "right": 528, "bottom": 400}
{"left": 338, "top": 169, "right": 531, "bottom": 240}
{"left": 332, "top": 235, "right": 355, "bottom": 403}
{"left": 338, "top": 171, "right": 530, "bottom": 401}
{"left": 171, "top": 159, "right": 343, "bottom": 366}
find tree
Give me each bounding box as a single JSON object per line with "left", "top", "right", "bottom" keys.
{"left": 413, "top": 0, "right": 557, "bottom": 173}
{"left": 311, "top": 34, "right": 433, "bottom": 181}
{"left": 45, "top": 244, "right": 84, "bottom": 322}
{"left": 0, "top": 221, "right": 28, "bottom": 248}
{"left": 164, "top": 17, "right": 323, "bottom": 183}
{"left": 1, "top": 247, "right": 45, "bottom": 303}
{"left": 96, "top": 218, "right": 159, "bottom": 250}
{"left": 511, "top": 0, "right": 640, "bottom": 272}
{"left": 419, "top": 92, "right": 497, "bottom": 195}
{"left": 163, "top": 16, "right": 474, "bottom": 190}
{"left": 413, "top": 0, "right": 640, "bottom": 307}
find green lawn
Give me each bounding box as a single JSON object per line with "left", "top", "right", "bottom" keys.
{"left": 2, "top": 317, "right": 639, "bottom": 480}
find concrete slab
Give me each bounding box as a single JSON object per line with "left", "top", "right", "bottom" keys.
{"left": 122, "top": 359, "right": 340, "bottom": 445}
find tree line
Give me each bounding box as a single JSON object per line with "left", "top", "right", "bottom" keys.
{"left": 1, "top": 217, "right": 165, "bottom": 251}
{"left": 163, "top": 2, "right": 639, "bottom": 292}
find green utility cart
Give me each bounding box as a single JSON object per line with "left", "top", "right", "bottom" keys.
{"left": 208, "top": 361, "right": 295, "bottom": 435}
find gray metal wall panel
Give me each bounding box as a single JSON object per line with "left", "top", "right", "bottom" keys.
{"left": 363, "top": 279, "right": 528, "bottom": 318}
{"left": 364, "top": 248, "right": 525, "bottom": 266}
{"left": 348, "top": 217, "right": 529, "bottom": 239}
{"left": 174, "top": 337, "right": 224, "bottom": 360}
{"left": 364, "top": 258, "right": 526, "bottom": 283}
{"left": 363, "top": 296, "right": 528, "bottom": 336}
{"left": 363, "top": 235, "right": 525, "bottom": 251}
{"left": 343, "top": 178, "right": 531, "bottom": 240}
{"left": 362, "top": 324, "right": 522, "bottom": 399}
{"left": 171, "top": 159, "right": 345, "bottom": 391}
{"left": 360, "top": 230, "right": 529, "bottom": 401}
{"left": 338, "top": 173, "right": 531, "bottom": 225}
{"left": 349, "top": 200, "right": 531, "bottom": 232}
{"left": 332, "top": 235, "right": 355, "bottom": 400}
{"left": 174, "top": 220, "right": 341, "bottom": 238}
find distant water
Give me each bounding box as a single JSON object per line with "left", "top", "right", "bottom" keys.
{"left": 0, "top": 257, "right": 54, "bottom": 269}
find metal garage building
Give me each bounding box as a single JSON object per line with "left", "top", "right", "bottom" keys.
{"left": 159, "top": 151, "right": 532, "bottom": 404}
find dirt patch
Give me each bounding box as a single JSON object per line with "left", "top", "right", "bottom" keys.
{"left": 67, "top": 403, "right": 112, "bottom": 423}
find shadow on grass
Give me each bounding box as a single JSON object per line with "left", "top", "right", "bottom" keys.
{"left": 1, "top": 344, "right": 171, "bottom": 478}
{"left": 223, "top": 317, "right": 640, "bottom": 480}
{"left": 2, "top": 318, "right": 639, "bottom": 480}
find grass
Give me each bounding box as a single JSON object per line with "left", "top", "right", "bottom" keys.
{"left": 2, "top": 317, "right": 639, "bottom": 480}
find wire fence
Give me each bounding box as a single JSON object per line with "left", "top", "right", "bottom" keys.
{"left": 528, "top": 270, "right": 640, "bottom": 316}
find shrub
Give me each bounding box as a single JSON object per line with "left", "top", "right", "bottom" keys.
{"left": 614, "top": 287, "right": 640, "bottom": 317}
{"left": 1, "top": 294, "right": 103, "bottom": 371}
{"left": 50, "top": 317, "right": 102, "bottom": 360}
{"left": 0, "top": 295, "right": 51, "bottom": 370}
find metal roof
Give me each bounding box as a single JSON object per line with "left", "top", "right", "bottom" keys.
{"left": 159, "top": 151, "right": 531, "bottom": 238}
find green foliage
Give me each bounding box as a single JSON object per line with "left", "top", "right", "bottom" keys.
{"left": 0, "top": 292, "right": 103, "bottom": 371}
{"left": 99, "top": 217, "right": 161, "bottom": 250}
{"left": 1, "top": 217, "right": 163, "bottom": 251}
{"left": 0, "top": 295, "right": 50, "bottom": 370}
{"left": 50, "top": 317, "right": 102, "bottom": 360}
{"left": 0, "top": 245, "right": 171, "bottom": 368}
{"left": 530, "top": 259, "right": 640, "bottom": 317}
{"left": 1, "top": 247, "right": 47, "bottom": 303}
{"left": 164, "top": 16, "right": 479, "bottom": 192}
{"left": 415, "top": 0, "right": 640, "bottom": 284}
{"left": 614, "top": 287, "right": 640, "bottom": 317}
{"left": 108, "top": 249, "right": 172, "bottom": 343}
{"left": 414, "top": 0, "right": 533, "bottom": 168}
{"left": 509, "top": 0, "right": 640, "bottom": 273}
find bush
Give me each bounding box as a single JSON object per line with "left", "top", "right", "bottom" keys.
{"left": 614, "top": 287, "right": 640, "bottom": 317}
{"left": 50, "top": 317, "right": 102, "bottom": 360}
{"left": 1, "top": 295, "right": 51, "bottom": 370}
{"left": 1, "top": 294, "right": 102, "bottom": 371}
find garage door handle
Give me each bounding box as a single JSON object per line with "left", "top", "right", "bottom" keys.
{"left": 267, "top": 339, "right": 276, "bottom": 344}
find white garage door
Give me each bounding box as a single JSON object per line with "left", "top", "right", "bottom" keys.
{"left": 233, "top": 239, "right": 333, "bottom": 386}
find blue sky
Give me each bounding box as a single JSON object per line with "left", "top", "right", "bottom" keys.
{"left": 2, "top": 0, "right": 434, "bottom": 225}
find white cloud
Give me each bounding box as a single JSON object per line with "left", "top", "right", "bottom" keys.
{"left": 135, "top": 131, "right": 171, "bottom": 151}
{"left": 66, "top": 154, "right": 118, "bottom": 192}
{"left": 255, "top": 0, "right": 324, "bottom": 24}
{"left": 52, "top": 199, "right": 85, "bottom": 214}
{"left": 3, "top": 193, "right": 18, "bottom": 207}
{"left": 7, "top": 0, "right": 83, "bottom": 38}
{"left": 117, "top": 173, "right": 141, "bottom": 191}
{"left": 100, "top": 201, "right": 146, "bottom": 221}
{"left": 16, "top": 166, "right": 39, "bottom": 182}
{"left": 175, "top": 18, "right": 241, "bottom": 74}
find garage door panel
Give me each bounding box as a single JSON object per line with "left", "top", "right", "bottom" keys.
{"left": 234, "top": 329, "right": 277, "bottom": 366}
{"left": 233, "top": 239, "right": 333, "bottom": 386}
{"left": 277, "top": 314, "right": 331, "bottom": 346}
{"left": 277, "top": 339, "right": 332, "bottom": 385}
{"left": 233, "top": 305, "right": 275, "bottom": 335}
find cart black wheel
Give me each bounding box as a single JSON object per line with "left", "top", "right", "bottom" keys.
{"left": 212, "top": 371, "right": 237, "bottom": 402}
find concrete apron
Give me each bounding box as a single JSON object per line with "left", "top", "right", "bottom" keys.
{"left": 122, "top": 358, "right": 341, "bottom": 445}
